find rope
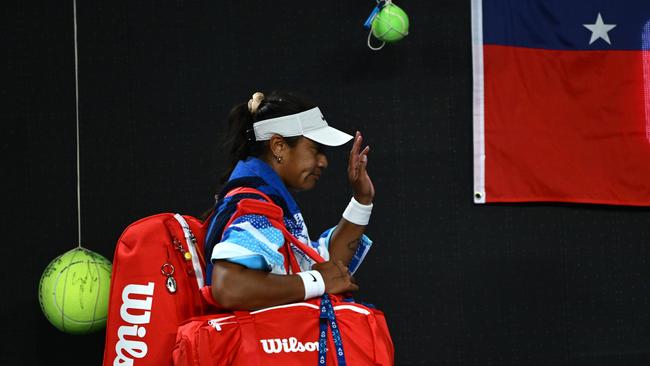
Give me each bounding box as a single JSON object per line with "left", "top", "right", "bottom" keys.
{"left": 73, "top": 0, "right": 82, "bottom": 248}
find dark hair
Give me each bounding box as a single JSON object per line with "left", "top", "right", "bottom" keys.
{"left": 219, "top": 91, "right": 317, "bottom": 183}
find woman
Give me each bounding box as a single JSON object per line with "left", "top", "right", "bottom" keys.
{"left": 204, "top": 91, "right": 375, "bottom": 310}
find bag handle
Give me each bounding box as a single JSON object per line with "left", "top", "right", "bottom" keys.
{"left": 220, "top": 188, "right": 279, "bottom": 240}
{"left": 319, "top": 294, "right": 347, "bottom": 366}
{"left": 224, "top": 186, "right": 274, "bottom": 201}
{"left": 222, "top": 188, "right": 326, "bottom": 274}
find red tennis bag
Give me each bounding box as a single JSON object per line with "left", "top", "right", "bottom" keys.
{"left": 102, "top": 213, "right": 209, "bottom": 366}
{"left": 172, "top": 295, "right": 394, "bottom": 366}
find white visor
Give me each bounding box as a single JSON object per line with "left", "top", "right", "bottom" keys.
{"left": 253, "top": 107, "right": 353, "bottom": 146}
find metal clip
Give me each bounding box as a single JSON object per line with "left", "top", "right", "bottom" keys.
{"left": 173, "top": 238, "right": 192, "bottom": 261}
{"left": 161, "top": 263, "right": 177, "bottom": 293}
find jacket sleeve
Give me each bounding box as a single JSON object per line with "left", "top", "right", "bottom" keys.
{"left": 211, "top": 213, "right": 287, "bottom": 273}
{"left": 317, "top": 227, "right": 373, "bottom": 274}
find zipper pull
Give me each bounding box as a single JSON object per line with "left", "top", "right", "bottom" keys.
{"left": 161, "top": 263, "right": 177, "bottom": 294}
{"left": 208, "top": 319, "right": 222, "bottom": 331}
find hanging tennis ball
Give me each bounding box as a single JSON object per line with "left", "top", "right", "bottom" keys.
{"left": 371, "top": 3, "right": 410, "bottom": 43}
{"left": 38, "top": 247, "right": 112, "bottom": 335}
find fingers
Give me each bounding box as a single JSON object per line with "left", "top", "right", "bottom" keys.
{"left": 315, "top": 260, "right": 359, "bottom": 294}
{"left": 349, "top": 274, "right": 358, "bottom": 285}
{"left": 335, "top": 261, "right": 358, "bottom": 292}
{"left": 349, "top": 132, "right": 362, "bottom": 159}
{"left": 349, "top": 132, "right": 371, "bottom": 178}
{"left": 335, "top": 260, "right": 349, "bottom": 276}
{"left": 351, "top": 131, "right": 362, "bottom": 154}
{"left": 359, "top": 146, "right": 370, "bottom": 173}
{"left": 347, "top": 282, "right": 360, "bottom": 292}
{"left": 348, "top": 132, "right": 362, "bottom": 173}
{"left": 360, "top": 145, "right": 370, "bottom": 157}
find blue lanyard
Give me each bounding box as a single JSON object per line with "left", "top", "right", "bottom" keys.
{"left": 318, "top": 294, "right": 346, "bottom": 365}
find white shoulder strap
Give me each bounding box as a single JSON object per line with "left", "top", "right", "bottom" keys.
{"left": 173, "top": 214, "right": 205, "bottom": 289}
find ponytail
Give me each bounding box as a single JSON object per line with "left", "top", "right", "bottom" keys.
{"left": 219, "top": 102, "right": 263, "bottom": 183}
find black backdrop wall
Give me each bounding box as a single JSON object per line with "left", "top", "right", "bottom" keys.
{"left": 6, "top": 1, "right": 650, "bottom": 365}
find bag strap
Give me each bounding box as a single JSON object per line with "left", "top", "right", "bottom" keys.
{"left": 220, "top": 187, "right": 279, "bottom": 240}
{"left": 221, "top": 187, "right": 325, "bottom": 274}
{"left": 319, "top": 294, "right": 347, "bottom": 366}
{"left": 172, "top": 214, "right": 206, "bottom": 289}
{"left": 224, "top": 186, "right": 274, "bottom": 202}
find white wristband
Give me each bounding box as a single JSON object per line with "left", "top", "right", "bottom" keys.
{"left": 342, "top": 197, "right": 373, "bottom": 226}
{"left": 296, "top": 270, "right": 325, "bottom": 300}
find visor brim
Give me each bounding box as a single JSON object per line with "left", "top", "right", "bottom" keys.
{"left": 303, "top": 126, "right": 354, "bottom": 146}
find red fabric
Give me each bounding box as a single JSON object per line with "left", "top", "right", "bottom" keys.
{"left": 172, "top": 296, "right": 394, "bottom": 366}
{"left": 224, "top": 187, "right": 274, "bottom": 202}
{"left": 102, "top": 214, "right": 209, "bottom": 366}
{"left": 484, "top": 45, "right": 650, "bottom": 205}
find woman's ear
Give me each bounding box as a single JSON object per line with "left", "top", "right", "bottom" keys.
{"left": 269, "top": 134, "right": 286, "bottom": 156}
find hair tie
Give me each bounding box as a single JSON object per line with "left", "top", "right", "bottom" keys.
{"left": 247, "top": 92, "right": 265, "bottom": 114}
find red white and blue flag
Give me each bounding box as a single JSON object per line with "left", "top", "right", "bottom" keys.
{"left": 472, "top": 0, "right": 650, "bottom": 205}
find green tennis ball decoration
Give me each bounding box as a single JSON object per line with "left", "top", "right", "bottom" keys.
{"left": 372, "top": 3, "right": 410, "bottom": 43}
{"left": 38, "top": 247, "right": 112, "bottom": 335}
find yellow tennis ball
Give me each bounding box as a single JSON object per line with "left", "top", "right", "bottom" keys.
{"left": 38, "top": 247, "right": 112, "bottom": 335}
{"left": 371, "top": 3, "right": 410, "bottom": 43}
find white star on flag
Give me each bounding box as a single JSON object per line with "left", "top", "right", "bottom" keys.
{"left": 583, "top": 13, "right": 617, "bottom": 45}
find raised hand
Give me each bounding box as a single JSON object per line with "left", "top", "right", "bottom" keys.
{"left": 348, "top": 131, "right": 375, "bottom": 205}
